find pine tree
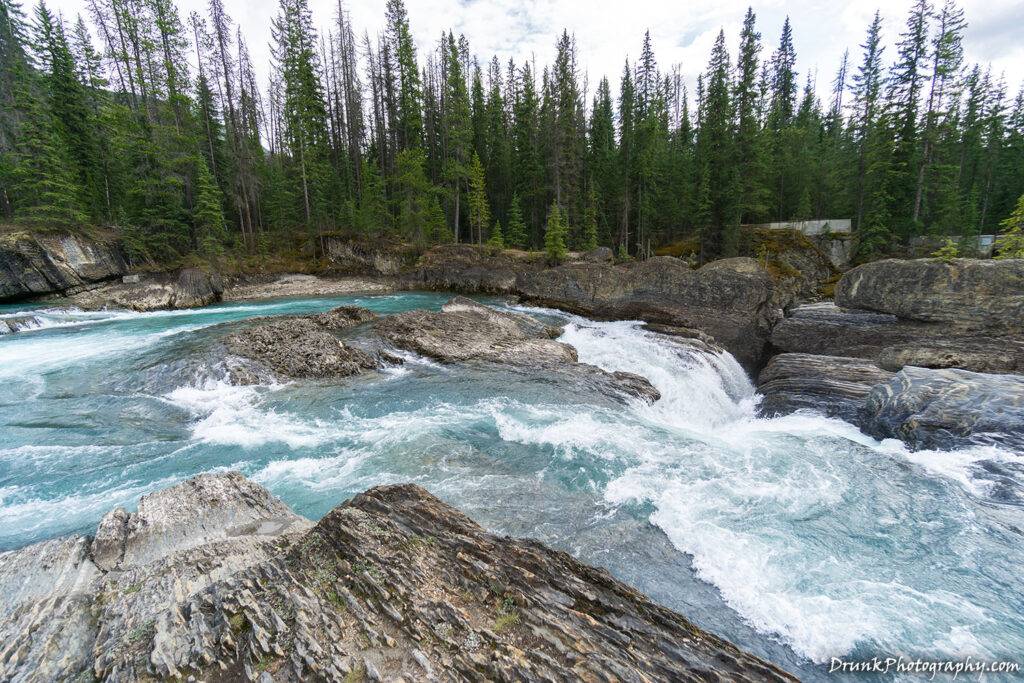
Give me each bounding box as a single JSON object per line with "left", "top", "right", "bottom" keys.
{"left": 505, "top": 193, "right": 527, "bottom": 248}
{"left": 11, "top": 95, "right": 88, "bottom": 226}
{"left": 995, "top": 194, "right": 1024, "bottom": 258}
{"left": 467, "top": 151, "right": 489, "bottom": 244}
{"left": 581, "top": 188, "right": 598, "bottom": 251}
{"left": 192, "top": 154, "right": 227, "bottom": 254}
{"left": 695, "top": 30, "right": 738, "bottom": 261}
{"left": 487, "top": 219, "right": 504, "bottom": 248}
{"left": 734, "top": 7, "right": 768, "bottom": 222}
{"left": 544, "top": 200, "right": 567, "bottom": 263}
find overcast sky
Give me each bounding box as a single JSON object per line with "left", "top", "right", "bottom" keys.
{"left": 48, "top": 0, "right": 1024, "bottom": 104}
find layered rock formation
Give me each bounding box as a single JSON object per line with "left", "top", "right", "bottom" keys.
{"left": 0, "top": 473, "right": 795, "bottom": 682}
{"left": 861, "top": 368, "right": 1024, "bottom": 451}
{"left": 757, "top": 353, "right": 894, "bottom": 423}
{"left": 836, "top": 258, "right": 1024, "bottom": 332}
{"left": 404, "top": 246, "right": 785, "bottom": 370}
{"left": 67, "top": 268, "right": 224, "bottom": 311}
{"left": 0, "top": 231, "right": 126, "bottom": 301}
{"left": 223, "top": 297, "right": 661, "bottom": 403}
{"left": 762, "top": 258, "right": 1024, "bottom": 450}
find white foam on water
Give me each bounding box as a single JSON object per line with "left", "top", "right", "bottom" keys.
{"left": 164, "top": 380, "right": 349, "bottom": 449}
{"left": 254, "top": 448, "right": 372, "bottom": 490}
{"left": 0, "top": 474, "right": 182, "bottom": 540}
{"left": 542, "top": 316, "right": 1022, "bottom": 663}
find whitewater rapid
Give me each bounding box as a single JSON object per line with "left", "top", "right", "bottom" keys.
{"left": 1, "top": 295, "right": 1022, "bottom": 678}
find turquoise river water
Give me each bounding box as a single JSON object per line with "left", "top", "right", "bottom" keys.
{"left": 1, "top": 292, "right": 1022, "bottom": 680}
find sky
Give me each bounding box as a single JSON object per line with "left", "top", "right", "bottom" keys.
{"left": 47, "top": 0, "right": 1024, "bottom": 104}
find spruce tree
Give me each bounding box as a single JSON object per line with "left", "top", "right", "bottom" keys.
{"left": 544, "top": 200, "right": 567, "bottom": 263}
{"left": 467, "top": 151, "right": 489, "bottom": 244}
{"left": 995, "top": 194, "right": 1024, "bottom": 258}
{"left": 505, "top": 193, "right": 527, "bottom": 248}
{"left": 487, "top": 219, "right": 504, "bottom": 248}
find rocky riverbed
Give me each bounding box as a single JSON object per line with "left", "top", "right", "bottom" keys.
{"left": 0, "top": 472, "right": 794, "bottom": 682}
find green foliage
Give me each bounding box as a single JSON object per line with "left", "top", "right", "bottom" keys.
{"left": 0, "top": 0, "right": 1021, "bottom": 271}
{"left": 931, "top": 237, "right": 960, "bottom": 261}
{"left": 487, "top": 219, "right": 504, "bottom": 248}
{"left": 544, "top": 201, "right": 567, "bottom": 264}
{"left": 505, "top": 194, "right": 528, "bottom": 249}
{"left": 467, "top": 152, "right": 490, "bottom": 245}
{"left": 995, "top": 194, "right": 1024, "bottom": 258}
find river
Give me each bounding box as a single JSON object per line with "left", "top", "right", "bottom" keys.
{"left": 1, "top": 292, "right": 1022, "bottom": 680}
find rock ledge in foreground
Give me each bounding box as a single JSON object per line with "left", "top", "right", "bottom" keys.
{"left": 0, "top": 472, "right": 794, "bottom": 682}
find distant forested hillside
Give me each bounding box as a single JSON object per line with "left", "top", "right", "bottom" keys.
{"left": 0, "top": 0, "right": 1022, "bottom": 264}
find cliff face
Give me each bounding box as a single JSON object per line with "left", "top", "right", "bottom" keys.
{"left": 0, "top": 472, "right": 795, "bottom": 682}
{"left": 0, "top": 231, "right": 127, "bottom": 302}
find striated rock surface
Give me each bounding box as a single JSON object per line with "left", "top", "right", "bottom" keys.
{"left": 0, "top": 473, "right": 794, "bottom": 682}
{"left": 517, "top": 256, "right": 783, "bottom": 370}
{"left": 0, "top": 230, "right": 127, "bottom": 301}
{"left": 769, "top": 303, "right": 939, "bottom": 359}
{"left": 224, "top": 306, "right": 382, "bottom": 382}
{"left": 373, "top": 296, "right": 574, "bottom": 365}
{"left": 68, "top": 268, "right": 224, "bottom": 311}
{"left": 372, "top": 297, "right": 661, "bottom": 403}
{"left": 876, "top": 338, "right": 1024, "bottom": 374}
{"left": 223, "top": 273, "right": 392, "bottom": 301}
{"left": 835, "top": 258, "right": 1024, "bottom": 332}
{"left": 402, "top": 244, "right": 545, "bottom": 294}
{"left": 757, "top": 353, "right": 894, "bottom": 423}
{"left": 322, "top": 238, "right": 420, "bottom": 276}
{"left": 861, "top": 367, "right": 1024, "bottom": 451}
{"left": 769, "top": 302, "right": 1024, "bottom": 375}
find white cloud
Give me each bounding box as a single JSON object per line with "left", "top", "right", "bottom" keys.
{"left": 47, "top": 0, "right": 1024, "bottom": 108}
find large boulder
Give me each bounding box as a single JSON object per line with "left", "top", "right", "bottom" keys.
{"left": 322, "top": 237, "right": 420, "bottom": 276}
{"left": 224, "top": 306, "right": 381, "bottom": 382}
{"left": 757, "top": 353, "right": 894, "bottom": 423}
{"left": 69, "top": 268, "right": 224, "bottom": 311}
{"left": 402, "top": 244, "right": 544, "bottom": 293}
{"left": 373, "top": 296, "right": 574, "bottom": 365}
{"left": 835, "top": 258, "right": 1024, "bottom": 333}
{"left": 861, "top": 367, "right": 1024, "bottom": 451}
{"left": 0, "top": 230, "right": 127, "bottom": 301}
{"left": 0, "top": 473, "right": 312, "bottom": 682}
{"left": 0, "top": 473, "right": 795, "bottom": 682}
{"left": 372, "top": 297, "right": 661, "bottom": 403}
{"left": 518, "top": 256, "right": 783, "bottom": 370}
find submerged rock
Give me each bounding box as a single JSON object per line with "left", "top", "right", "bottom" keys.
{"left": 0, "top": 230, "right": 127, "bottom": 301}
{"left": 0, "top": 473, "right": 794, "bottom": 682}
{"left": 0, "top": 314, "right": 38, "bottom": 335}
{"left": 68, "top": 268, "right": 224, "bottom": 311}
{"left": 224, "top": 306, "right": 381, "bottom": 381}
{"left": 757, "top": 353, "right": 894, "bottom": 423}
{"left": 861, "top": 367, "right": 1024, "bottom": 451}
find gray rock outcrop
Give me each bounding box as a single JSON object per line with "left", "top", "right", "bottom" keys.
{"left": 0, "top": 231, "right": 127, "bottom": 301}
{"left": 371, "top": 297, "right": 661, "bottom": 403}
{"left": 0, "top": 473, "right": 795, "bottom": 682}
{"left": 757, "top": 353, "right": 894, "bottom": 423}
{"left": 224, "top": 306, "right": 382, "bottom": 382}
{"left": 68, "top": 268, "right": 224, "bottom": 311}
{"left": 861, "top": 367, "right": 1024, "bottom": 451}
{"left": 835, "top": 258, "right": 1024, "bottom": 333}
{"left": 516, "top": 256, "right": 783, "bottom": 370}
